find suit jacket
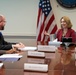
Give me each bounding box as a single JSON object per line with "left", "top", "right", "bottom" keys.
{"left": 56, "top": 29, "right": 76, "bottom": 42}
{"left": 0, "top": 32, "right": 16, "bottom": 50}
{"left": 0, "top": 50, "right": 6, "bottom": 55}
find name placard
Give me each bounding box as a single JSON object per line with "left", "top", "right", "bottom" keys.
{"left": 38, "top": 45, "right": 57, "bottom": 52}
{"left": 27, "top": 51, "right": 45, "bottom": 58}
{"left": 24, "top": 63, "right": 48, "bottom": 72}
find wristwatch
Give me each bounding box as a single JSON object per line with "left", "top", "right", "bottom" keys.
{"left": 56, "top": 0, "right": 76, "bottom": 8}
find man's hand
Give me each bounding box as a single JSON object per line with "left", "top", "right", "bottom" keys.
{"left": 6, "top": 48, "right": 20, "bottom": 54}
{"left": 12, "top": 42, "right": 25, "bottom": 49}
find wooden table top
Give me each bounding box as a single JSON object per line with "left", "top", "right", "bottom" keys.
{"left": 0, "top": 46, "right": 76, "bottom": 75}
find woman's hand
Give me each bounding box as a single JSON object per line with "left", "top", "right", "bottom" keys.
{"left": 44, "top": 31, "right": 50, "bottom": 36}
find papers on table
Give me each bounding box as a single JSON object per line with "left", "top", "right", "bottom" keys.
{"left": 37, "top": 45, "right": 57, "bottom": 52}
{"left": 48, "top": 38, "right": 62, "bottom": 47}
{"left": 1, "top": 54, "right": 19, "bottom": 56}
{"left": 48, "top": 41, "right": 62, "bottom": 47}
{"left": 24, "top": 63, "right": 48, "bottom": 72}
{"left": 0, "top": 54, "right": 22, "bottom": 61}
{"left": 18, "top": 46, "right": 37, "bottom": 51}
{"left": 0, "top": 63, "right": 3, "bottom": 68}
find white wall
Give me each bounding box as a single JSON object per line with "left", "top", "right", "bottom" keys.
{"left": 0, "top": 0, "right": 76, "bottom": 37}
{"left": 51, "top": 0, "right": 76, "bottom": 30}
{"left": 0, "top": 0, "right": 39, "bottom": 36}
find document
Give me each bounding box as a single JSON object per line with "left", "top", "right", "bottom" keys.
{"left": 18, "top": 46, "right": 37, "bottom": 51}
{"left": 0, "top": 63, "right": 3, "bottom": 68}
{"left": 1, "top": 54, "right": 19, "bottom": 56}
{"left": 52, "top": 38, "right": 58, "bottom": 42}
{"left": 0, "top": 58, "right": 6, "bottom": 61}
{"left": 48, "top": 39, "right": 62, "bottom": 47}
{"left": 0, "top": 54, "right": 22, "bottom": 61}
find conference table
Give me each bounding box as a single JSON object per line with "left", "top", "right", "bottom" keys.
{"left": 0, "top": 43, "right": 76, "bottom": 75}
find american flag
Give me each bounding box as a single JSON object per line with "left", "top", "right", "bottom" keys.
{"left": 37, "top": 0, "right": 57, "bottom": 43}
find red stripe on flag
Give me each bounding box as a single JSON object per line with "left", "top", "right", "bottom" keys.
{"left": 37, "top": 16, "right": 46, "bottom": 41}
{"left": 50, "top": 24, "right": 57, "bottom": 34}
{"left": 45, "top": 14, "right": 54, "bottom": 31}
{"left": 37, "top": 0, "right": 58, "bottom": 43}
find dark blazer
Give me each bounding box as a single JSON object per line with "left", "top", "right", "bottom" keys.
{"left": 0, "top": 50, "right": 6, "bottom": 55}
{"left": 0, "top": 32, "right": 16, "bottom": 50}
